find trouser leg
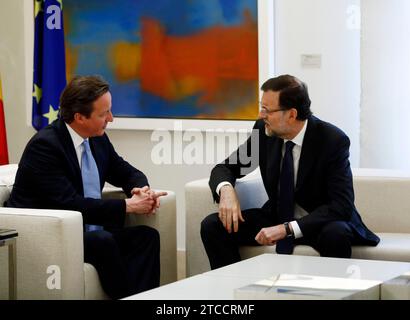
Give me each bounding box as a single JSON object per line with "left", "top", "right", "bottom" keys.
{"left": 200, "top": 209, "right": 273, "bottom": 269}
{"left": 113, "top": 225, "right": 160, "bottom": 295}
{"left": 84, "top": 230, "right": 129, "bottom": 299}
{"left": 84, "top": 225, "right": 160, "bottom": 299}
{"left": 297, "top": 221, "right": 355, "bottom": 258}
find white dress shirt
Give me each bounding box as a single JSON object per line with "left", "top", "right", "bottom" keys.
{"left": 216, "top": 120, "right": 309, "bottom": 239}
{"left": 65, "top": 122, "right": 87, "bottom": 168}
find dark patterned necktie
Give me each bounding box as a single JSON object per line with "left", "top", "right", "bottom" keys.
{"left": 276, "top": 141, "right": 295, "bottom": 254}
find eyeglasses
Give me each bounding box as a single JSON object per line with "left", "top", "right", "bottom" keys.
{"left": 259, "top": 103, "right": 285, "bottom": 115}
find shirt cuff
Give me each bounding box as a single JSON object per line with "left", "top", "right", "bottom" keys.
{"left": 290, "top": 221, "right": 303, "bottom": 239}
{"left": 216, "top": 181, "right": 232, "bottom": 195}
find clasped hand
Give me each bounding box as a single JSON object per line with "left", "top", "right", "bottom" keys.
{"left": 125, "top": 186, "right": 167, "bottom": 215}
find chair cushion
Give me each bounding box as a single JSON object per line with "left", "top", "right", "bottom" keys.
{"left": 0, "top": 164, "right": 18, "bottom": 186}
{"left": 240, "top": 233, "right": 410, "bottom": 262}
{"left": 350, "top": 233, "right": 410, "bottom": 262}
{"left": 83, "top": 263, "right": 109, "bottom": 300}
{"left": 0, "top": 185, "right": 11, "bottom": 207}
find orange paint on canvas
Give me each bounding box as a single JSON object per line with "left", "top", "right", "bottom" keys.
{"left": 195, "top": 87, "right": 259, "bottom": 120}
{"left": 139, "top": 12, "right": 258, "bottom": 105}
{"left": 65, "top": 44, "right": 78, "bottom": 81}
{"left": 110, "top": 42, "right": 142, "bottom": 82}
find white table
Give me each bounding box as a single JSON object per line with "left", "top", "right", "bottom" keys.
{"left": 0, "top": 235, "right": 17, "bottom": 300}
{"left": 125, "top": 254, "right": 410, "bottom": 300}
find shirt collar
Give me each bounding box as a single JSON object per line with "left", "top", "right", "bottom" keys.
{"left": 284, "top": 119, "right": 308, "bottom": 147}
{"left": 64, "top": 122, "right": 87, "bottom": 149}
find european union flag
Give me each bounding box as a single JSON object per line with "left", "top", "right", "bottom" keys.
{"left": 32, "top": 0, "right": 66, "bottom": 131}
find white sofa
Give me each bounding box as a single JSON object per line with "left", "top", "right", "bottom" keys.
{"left": 0, "top": 164, "right": 177, "bottom": 299}
{"left": 185, "top": 168, "right": 410, "bottom": 277}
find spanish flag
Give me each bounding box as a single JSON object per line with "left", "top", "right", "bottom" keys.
{"left": 0, "top": 77, "right": 9, "bottom": 165}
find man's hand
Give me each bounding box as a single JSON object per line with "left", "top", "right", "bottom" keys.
{"left": 126, "top": 186, "right": 167, "bottom": 215}
{"left": 218, "top": 185, "right": 244, "bottom": 233}
{"left": 145, "top": 189, "right": 168, "bottom": 213}
{"left": 125, "top": 188, "right": 155, "bottom": 215}
{"left": 255, "top": 224, "right": 287, "bottom": 246}
{"left": 131, "top": 186, "right": 150, "bottom": 196}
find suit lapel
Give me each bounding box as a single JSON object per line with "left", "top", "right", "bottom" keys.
{"left": 88, "top": 138, "right": 104, "bottom": 187}
{"left": 266, "top": 137, "right": 283, "bottom": 199}
{"left": 296, "top": 117, "right": 317, "bottom": 191}
{"left": 54, "top": 120, "right": 82, "bottom": 184}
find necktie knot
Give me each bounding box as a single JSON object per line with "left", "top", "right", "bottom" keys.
{"left": 81, "top": 139, "right": 101, "bottom": 200}
{"left": 285, "top": 140, "right": 295, "bottom": 153}
{"left": 83, "top": 139, "right": 91, "bottom": 152}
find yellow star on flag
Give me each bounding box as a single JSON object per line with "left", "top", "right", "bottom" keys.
{"left": 34, "top": 0, "right": 43, "bottom": 18}
{"left": 33, "top": 83, "right": 42, "bottom": 104}
{"left": 43, "top": 105, "right": 59, "bottom": 124}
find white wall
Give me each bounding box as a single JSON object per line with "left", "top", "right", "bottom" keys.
{"left": 360, "top": 0, "right": 410, "bottom": 169}
{"left": 1, "top": 0, "right": 363, "bottom": 251}
{"left": 275, "top": 0, "right": 361, "bottom": 166}
{"left": 0, "top": 0, "right": 35, "bottom": 163}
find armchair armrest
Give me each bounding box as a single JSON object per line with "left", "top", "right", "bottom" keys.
{"left": 0, "top": 207, "right": 84, "bottom": 299}
{"left": 0, "top": 185, "right": 12, "bottom": 207}
{"left": 102, "top": 186, "right": 177, "bottom": 285}
{"left": 185, "top": 178, "right": 217, "bottom": 276}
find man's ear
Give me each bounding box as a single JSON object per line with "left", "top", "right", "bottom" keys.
{"left": 73, "top": 112, "right": 85, "bottom": 124}
{"left": 288, "top": 108, "right": 298, "bottom": 122}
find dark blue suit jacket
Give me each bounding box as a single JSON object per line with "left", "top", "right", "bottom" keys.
{"left": 7, "top": 119, "right": 148, "bottom": 228}
{"left": 209, "top": 116, "right": 380, "bottom": 245}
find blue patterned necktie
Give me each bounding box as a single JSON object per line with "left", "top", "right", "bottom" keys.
{"left": 81, "top": 139, "right": 103, "bottom": 232}
{"left": 276, "top": 141, "right": 295, "bottom": 254}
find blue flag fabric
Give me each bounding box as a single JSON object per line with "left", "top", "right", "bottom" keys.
{"left": 32, "top": 0, "right": 66, "bottom": 131}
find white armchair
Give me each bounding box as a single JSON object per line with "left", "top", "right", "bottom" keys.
{"left": 185, "top": 168, "right": 266, "bottom": 277}
{"left": 185, "top": 167, "right": 410, "bottom": 277}
{"left": 0, "top": 164, "right": 177, "bottom": 299}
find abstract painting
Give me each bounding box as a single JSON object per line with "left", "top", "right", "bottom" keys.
{"left": 64, "top": 0, "right": 258, "bottom": 120}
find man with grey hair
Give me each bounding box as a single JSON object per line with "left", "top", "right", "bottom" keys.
{"left": 201, "top": 74, "right": 379, "bottom": 269}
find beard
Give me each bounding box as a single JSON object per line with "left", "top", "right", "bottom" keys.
{"left": 265, "top": 126, "right": 274, "bottom": 137}
{"left": 264, "top": 122, "right": 287, "bottom": 139}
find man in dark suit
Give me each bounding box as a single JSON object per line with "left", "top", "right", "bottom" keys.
{"left": 7, "top": 75, "right": 167, "bottom": 299}
{"left": 201, "top": 75, "right": 379, "bottom": 270}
